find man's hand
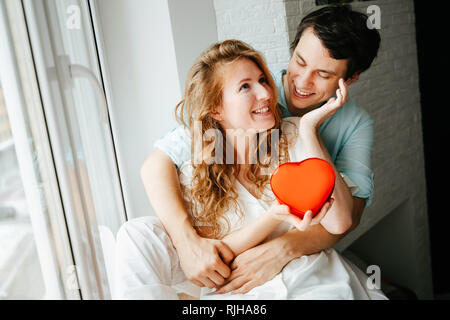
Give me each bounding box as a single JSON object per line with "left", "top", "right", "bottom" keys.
{"left": 215, "top": 239, "right": 289, "bottom": 295}
{"left": 175, "top": 234, "right": 234, "bottom": 289}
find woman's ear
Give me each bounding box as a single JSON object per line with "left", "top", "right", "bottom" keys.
{"left": 210, "top": 108, "right": 223, "bottom": 121}
{"left": 345, "top": 73, "right": 360, "bottom": 86}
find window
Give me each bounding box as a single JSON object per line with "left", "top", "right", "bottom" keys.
{"left": 0, "top": 0, "right": 126, "bottom": 299}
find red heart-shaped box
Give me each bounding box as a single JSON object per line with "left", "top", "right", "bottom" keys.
{"left": 270, "top": 157, "right": 335, "bottom": 219}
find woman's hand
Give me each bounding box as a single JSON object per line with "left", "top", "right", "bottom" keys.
{"left": 268, "top": 198, "right": 334, "bottom": 232}
{"left": 300, "top": 78, "right": 348, "bottom": 132}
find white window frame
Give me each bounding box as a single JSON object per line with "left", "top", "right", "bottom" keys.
{"left": 0, "top": 0, "right": 78, "bottom": 299}
{"left": 20, "top": 0, "right": 127, "bottom": 299}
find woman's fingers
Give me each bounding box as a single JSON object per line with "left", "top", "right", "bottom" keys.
{"left": 274, "top": 210, "right": 312, "bottom": 231}
{"left": 272, "top": 198, "right": 334, "bottom": 231}
{"left": 297, "top": 210, "right": 313, "bottom": 230}
{"left": 311, "top": 198, "right": 334, "bottom": 225}
{"left": 338, "top": 78, "right": 348, "bottom": 104}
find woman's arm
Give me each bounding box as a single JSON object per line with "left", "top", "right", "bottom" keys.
{"left": 220, "top": 200, "right": 331, "bottom": 256}
{"left": 221, "top": 212, "right": 281, "bottom": 256}
{"left": 298, "top": 80, "right": 354, "bottom": 234}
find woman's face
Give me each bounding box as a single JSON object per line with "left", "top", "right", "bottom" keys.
{"left": 214, "top": 58, "right": 275, "bottom": 133}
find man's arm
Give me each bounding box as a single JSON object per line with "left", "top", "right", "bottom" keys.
{"left": 216, "top": 196, "right": 365, "bottom": 294}
{"left": 140, "top": 149, "right": 234, "bottom": 288}
{"left": 275, "top": 196, "right": 365, "bottom": 258}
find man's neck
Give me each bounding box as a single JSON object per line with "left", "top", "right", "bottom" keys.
{"left": 282, "top": 74, "right": 322, "bottom": 117}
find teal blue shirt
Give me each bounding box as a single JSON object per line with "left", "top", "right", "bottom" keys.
{"left": 155, "top": 69, "right": 374, "bottom": 207}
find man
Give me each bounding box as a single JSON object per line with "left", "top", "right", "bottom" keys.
{"left": 140, "top": 5, "right": 381, "bottom": 295}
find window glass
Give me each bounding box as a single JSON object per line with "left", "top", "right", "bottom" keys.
{"left": 0, "top": 81, "right": 46, "bottom": 299}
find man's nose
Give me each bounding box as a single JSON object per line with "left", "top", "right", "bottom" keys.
{"left": 296, "top": 69, "right": 314, "bottom": 88}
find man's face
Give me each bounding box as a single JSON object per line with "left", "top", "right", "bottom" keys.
{"left": 284, "top": 27, "right": 350, "bottom": 114}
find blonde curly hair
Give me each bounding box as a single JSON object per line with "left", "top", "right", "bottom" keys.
{"left": 176, "top": 40, "right": 290, "bottom": 239}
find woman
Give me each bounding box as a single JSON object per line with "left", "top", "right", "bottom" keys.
{"left": 114, "top": 40, "right": 387, "bottom": 300}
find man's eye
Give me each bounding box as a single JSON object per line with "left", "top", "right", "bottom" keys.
{"left": 318, "top": 73, "right": 330, "bottom": 79}
{"left": 240, "top": 83, "right": 250, "bottom": 91}
{"left": 296, "top": 60, "right": 305, "bottom": 67}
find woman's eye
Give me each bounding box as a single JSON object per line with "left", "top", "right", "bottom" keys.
{"left": 240, "top": 83, "right": 250, "bottom": 91}
{"left": 259, "top": 77, "right": 267, "bottom": 84}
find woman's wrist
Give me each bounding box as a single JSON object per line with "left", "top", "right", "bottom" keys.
{"left": 298, "top": 121, "right": 319, "bottom": 140}
{"left": 264, "top": 207, "right": 284, "bottom": 226}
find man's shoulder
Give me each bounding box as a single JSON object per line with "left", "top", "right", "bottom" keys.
{"left": 332, "top": 97, "right": 373, "bottom": 126}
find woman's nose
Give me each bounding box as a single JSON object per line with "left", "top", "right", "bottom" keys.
{"left": 256, "top": 83, "right": 272, "bottom": 100}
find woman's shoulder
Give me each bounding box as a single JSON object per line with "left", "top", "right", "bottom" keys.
{"left": 178, "top": 160, "right": 194, "bottom": 187}
{"left": 281, "top": 117, "right": 301, "bottom": 146}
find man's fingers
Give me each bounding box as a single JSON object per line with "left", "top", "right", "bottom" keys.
{"left": 214, "top": 260, "right": 231, "bottom": 279}
{"left": 215, "top": 276, "right": 248, "bottom": 294}
{"left": 232, "top": 281, "right": 255, "bottom": 295}
{"left": 207, "top": 270, "right": 226, "bottom": 286}
{"left": 217, "top": 241, "right": 235, "bottom": 265}
{"left": 200, "top": 276, "right": 217, "bottom": 289}
{"left": 190, "top": 279, "right": 205, "bottom": 287}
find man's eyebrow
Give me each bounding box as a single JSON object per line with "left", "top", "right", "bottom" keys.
{"left": 295, "top": 52, "right": 305, "bottom": 62}
{"left": 295, "top": 52, "right": 337, "bottom": 75}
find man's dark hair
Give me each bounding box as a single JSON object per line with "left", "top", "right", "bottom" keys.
{"left": 290, "top": 5, "right": 381, "bottom": 80}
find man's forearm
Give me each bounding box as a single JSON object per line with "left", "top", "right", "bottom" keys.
{"left": 271, "top": 196, "right": 366, "bottom": 260}
{"left": 140, "top": 149, "right": 198, "bottom": 247}
{"left": 273, "top": 223, "right": 343, "bottom": 260}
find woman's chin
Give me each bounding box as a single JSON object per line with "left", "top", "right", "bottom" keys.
{"left": 255, "top": 119, "right": 275, "bottom": 133}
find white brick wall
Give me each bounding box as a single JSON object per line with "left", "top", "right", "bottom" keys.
{"left": 213, "top": 0, "right": 432, "bottom": 299}
{"left": 213, "top": 0, "right": 290, "bottom": 72}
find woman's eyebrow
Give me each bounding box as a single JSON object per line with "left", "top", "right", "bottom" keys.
{"left": 238, "top": 73, "right": 265, "bottom": 84}
{"left": 295, "top": 52, "right": 337, "bottom": 75}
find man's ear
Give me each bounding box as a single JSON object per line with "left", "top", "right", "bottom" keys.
{"left": 345, "top": 73, "right": 360, "bottom": 86}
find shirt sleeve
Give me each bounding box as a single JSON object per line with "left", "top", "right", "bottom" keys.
{"left": 334, "top": 113, "right": 374, "bottom": 208}
{"left": 153, "top": 125, "right": 192, "bottom": 169}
